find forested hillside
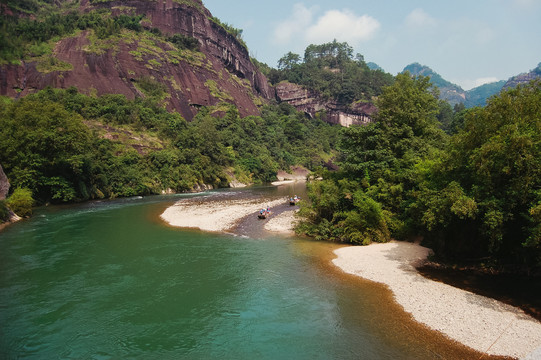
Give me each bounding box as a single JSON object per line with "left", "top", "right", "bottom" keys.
{"left": 0, "top": 87, "right": 339, "bottom": 207}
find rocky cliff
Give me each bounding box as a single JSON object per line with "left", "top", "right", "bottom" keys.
{"left": 0, "top": 0, "right": 274, "bottom": 121}
{"left": 275, "top": 82, "right": 376, "bottom": 127}
{"left": 503, "top": 63, "right": 541, "bottom": 90}
{"left": 0, "top": 164, "right": 9, "bottom": 200}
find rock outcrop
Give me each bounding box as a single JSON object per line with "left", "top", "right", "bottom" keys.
{"left": 0, "top": 164, "right": 9, "bottom": 200}
{"left": 0, "top": 0, "right": 274, "bottom": 121}
{"left": 503, "top": 63, "right": 541, "bottom": 90}
{"left": 275, "top": 82, "right": 375, "bottom": 127}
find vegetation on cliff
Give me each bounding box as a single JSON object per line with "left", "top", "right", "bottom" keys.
{"left": 268, "top": 40, "right": 394, "bottom": 105}
{"left": 0, "top": 8, "right": 146, "bottom": 64}
{"left": 0, "top": 87, "right": 339, "bottom": 204}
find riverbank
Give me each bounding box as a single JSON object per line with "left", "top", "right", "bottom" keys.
{"left": 0, "top": 212, "right": 21, "bottom": 232}
{"left": 333, "top": 241, "right": 541, "bottom": 359}
{"left": 160, "top": 194, "right": 541, "bottom": 359}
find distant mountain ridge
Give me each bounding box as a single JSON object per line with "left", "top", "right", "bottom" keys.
{"left": 403, "top": 63, "right": 466, "bottom": 106}
{"left": 503, "top": 62, "right": 541, "bottom": 90}
{"left": 400, "top": 62, "right": 541, "bottom": 108}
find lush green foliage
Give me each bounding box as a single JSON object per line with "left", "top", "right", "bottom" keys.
{"left": 167, "top": 33, "right": 199, "bottom": 51}
{"left": 0, "top": 10, "right": 144, "bottom": 63}
{"left": 0, "top": 88, "right": 339, "bottom": 205}
{"left": 0, "top": 200, "right": 10, "bottom": 222}
{"left": 270, "top": 40, "right": 394, "bottom": 104}
{"left": 6, "top": 188, "right": 34, "bottom": 217}
{"left": 413, "top": 80, "right": 541, "bottom": 266}
{"left": 298, "top": 73, "right": 446, "bottom": 243}
{"left": 299, "top": 79, "right": 541, "bottom": 268}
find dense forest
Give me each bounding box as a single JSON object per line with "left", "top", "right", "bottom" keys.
{"left": 297, "top": 76, "right": 541, "bottom": 268}
{"left": 0, "top": 87, "right": 339, "bottom": 215}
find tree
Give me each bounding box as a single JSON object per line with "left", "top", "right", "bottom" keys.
{"left": 414, "top": 80, "right": 541, "bottom": 266}
{"left": 277, "top": 52, "right": 301, "bottom": 71}
{"left": 299, "top": 73, "right": 446, "bottom": 244}
{"left": 6, "top": 188, "right": 34, "bottom": 217}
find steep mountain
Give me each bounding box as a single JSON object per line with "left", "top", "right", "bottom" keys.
{"left": 402, "top": 63, "right": 522, "bottom": 108}
{"left": 403, "top": 63, "right": 466, "bottom": 105}
{"left": 275, "top": 81, "right": 376, "bottom": 127}
{"left": 0, "top": 0, "right": 273, "bottom": 121}
{"left": 463, "top": 80, "right": 506, "bottom": 108}
{"left": 366, "top": 62, "right": 383, "bottom": 71}
{"left": 503, "top": 62, "right": 541, "bottom": 90}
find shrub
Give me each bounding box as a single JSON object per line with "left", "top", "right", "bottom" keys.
{"left": 0, "top": 200, "right": 10, "bottom": 222}
{"left": 6, "top": 188, "right": 34, "bottom": 217}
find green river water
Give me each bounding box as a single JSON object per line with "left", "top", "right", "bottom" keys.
{"left": 0, "top": 185, "right": 485, "bottom": 359}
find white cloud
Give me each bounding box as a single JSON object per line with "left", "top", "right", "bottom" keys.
{"left": 455, "top": 77, "right": 500, "bottom": 91}
{"left": 305, "top": 9, "right": 380, "bottom": 44}
{"left": 272, "top": 3, "right": 315, "bottom": 45}
{"left": 405, "top": 8, "right": 436, "bottom": 28}
{"left": 272, "top": 4, "right": 380, "bottom": 47}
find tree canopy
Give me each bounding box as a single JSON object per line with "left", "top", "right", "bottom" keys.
{"left": 269, "top": 40, "right": 394, "bottom": 104}
{"left": 0, "top": 87, "right": 340, "bottom": 205}
{"left": 298, "top": 77, "right": 541, "bottom": 269}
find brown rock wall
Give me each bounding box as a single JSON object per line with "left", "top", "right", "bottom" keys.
{"left": 0, "top": 0, "right": 273, "bottom": 121}
{"left": 275, "top": 82, "right": 375, "bottom": 127}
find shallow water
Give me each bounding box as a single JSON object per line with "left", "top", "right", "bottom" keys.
{"left": 0, "top": 186, "right": 488, "bottom": 359}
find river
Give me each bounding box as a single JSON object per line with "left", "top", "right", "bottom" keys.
{"left": 0, "top": 185, "right": 490, "bottom": 359}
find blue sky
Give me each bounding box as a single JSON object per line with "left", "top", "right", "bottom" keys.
{"left": 202, "top": 0, "right": 541, "bottom": 90}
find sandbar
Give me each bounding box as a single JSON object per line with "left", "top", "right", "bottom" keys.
{"left": 264, "top": 209, "right": 298, "bottom": 234}
{"left": 161, "top": 196, "right": 285, "bottom": 232}
{"left": 333, "top": 241, "right": 541, "bottom": 359}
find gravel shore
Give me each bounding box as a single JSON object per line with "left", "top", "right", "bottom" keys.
{"left": 333, "top": 241, "right": 541, "bottom": 359}
{"left": 263, "top": 209, "right": 298, "bottom": 234}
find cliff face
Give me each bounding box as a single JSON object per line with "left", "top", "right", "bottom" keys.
{"left": 275, "top": 82, "right": 375, "bottom": 127}
{"left": 0, "top": 0, "right": 274, "bottom": 120}
{"left": 0, "top": 164, "right": 9, "bottom": 200}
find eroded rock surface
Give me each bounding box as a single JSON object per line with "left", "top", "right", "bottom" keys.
{"left": 275, "top": 82, "right": 375, "bottom": 127}
{"left": 0, "top": 0, "right": 273, "bottom": 121}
